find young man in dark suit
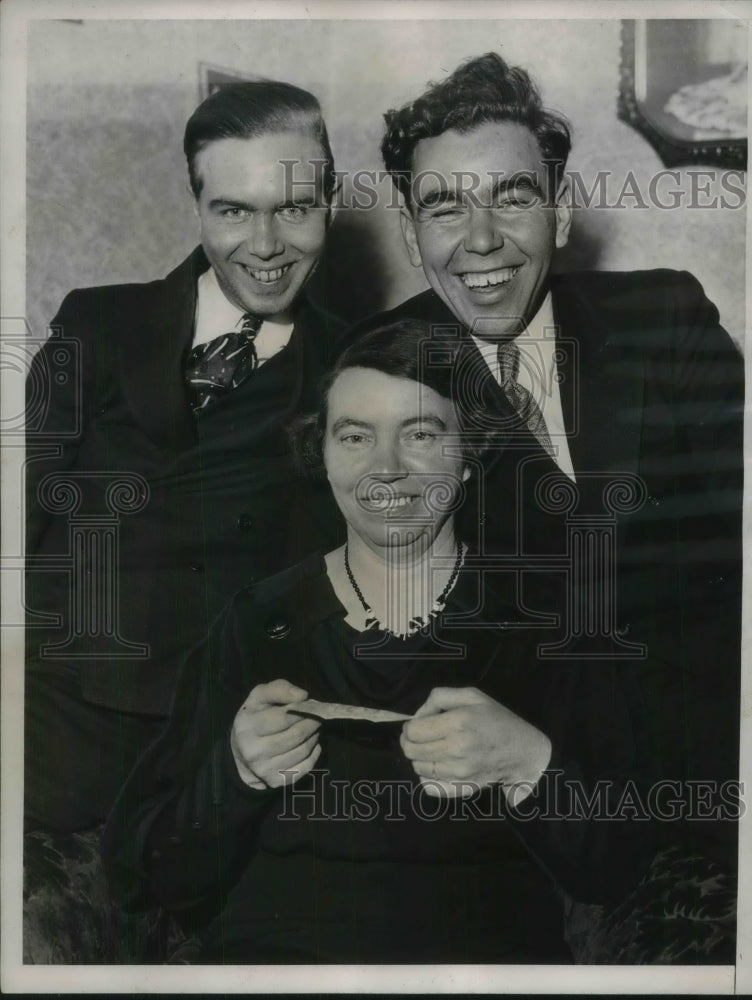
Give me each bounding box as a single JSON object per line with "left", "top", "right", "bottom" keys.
{"left": 25, "top": 80, "right": 345, "bottom": 832}
{"left": 373, "top": 53, "right": 744, "bottom": 869}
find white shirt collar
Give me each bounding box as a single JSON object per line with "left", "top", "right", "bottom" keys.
{"left": 193, "top": 267, "right": 294, "bottom": 364}
{"left": 470, "top": 291, "right": 576, "bottom": 481}
{"left": 470, "top": 292, "right": 557, "bottom": 399}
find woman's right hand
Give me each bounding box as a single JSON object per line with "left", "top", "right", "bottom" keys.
{"left": 230, "top": 679, "right": 322, "bottom": 790}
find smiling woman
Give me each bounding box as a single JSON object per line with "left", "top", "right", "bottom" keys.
{"left": 103, "top": 319, "right": 653, "bottom": 964}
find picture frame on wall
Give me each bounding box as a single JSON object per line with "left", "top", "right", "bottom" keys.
{"left": 199, "top": 62, "right": 262, "bottom": 100}
{"left": 618, "top": 19, "right": 748, "bottom": 170}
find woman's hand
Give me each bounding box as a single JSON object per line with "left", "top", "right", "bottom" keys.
{"left": 230, "top": 679, "right": 322, "bottom": 790}
{"left": 400, "top": 686, "right": 552, "bottom": 802}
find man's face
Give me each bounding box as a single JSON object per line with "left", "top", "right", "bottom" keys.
{"left": 400, "top": 121, "right": 571, "bottom": 339}
{"left": 195, "top": 132, "right": 329, "bottom": 323}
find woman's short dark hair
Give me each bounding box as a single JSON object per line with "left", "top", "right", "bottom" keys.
{"left": 381, "top": 52, "right": 572, "bottom": 205}
{"left": 291, "top": 319, "right": 490, "bottom": 479}
{"left": 184, "top": 80, "right": 336, "bottom": 202}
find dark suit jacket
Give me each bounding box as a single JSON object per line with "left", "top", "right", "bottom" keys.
{"left": 366, "top": 270, "right": 744, "bottom": 832}
{"left": 26, "top": 246, "right": 346, "bottom": 716}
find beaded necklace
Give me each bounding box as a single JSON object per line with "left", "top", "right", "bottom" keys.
{"left": 343, "top": 542, "right": 464, "bottom": 640}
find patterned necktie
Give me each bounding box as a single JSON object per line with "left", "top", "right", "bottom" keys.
{"left": 184, "top": 313, "right": 262, "bottom": 414}
{"left": 496, "top": 340, "right": 555, "bottom": 458}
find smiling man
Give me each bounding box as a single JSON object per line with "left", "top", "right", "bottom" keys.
{"left": 25, "top": 80, "right": 345, "bottom": 833}
{"left": 374, "top": 53, "right": 744, "bottom": 875}
{"left": 401, "top": 119, "right": 570, "bottom": 344}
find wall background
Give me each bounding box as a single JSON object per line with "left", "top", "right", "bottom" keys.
{"left": 27, "top": 17, "right": 746, "bottom": 346}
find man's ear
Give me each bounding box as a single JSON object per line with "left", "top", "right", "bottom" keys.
{"left": 188, "top": 179, "right": 201, "bottom": 221}
{"left": 323, "top": 175, "right": 342, "bottom": 229}
{"left": 399, "top": 204, "right": 423, "bottom": 268}
{"left": 553, "top": 177, "right": 572, "bottom": 249}
{"left": 326, "top": 196, "right": 339, "bottom": 229}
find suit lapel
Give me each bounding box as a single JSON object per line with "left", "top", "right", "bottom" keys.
{"left": 551, "top": 276, "right": 645, "bottom": 512}
{"left": 119, "top": 247, "right": 206, "bottom": 454}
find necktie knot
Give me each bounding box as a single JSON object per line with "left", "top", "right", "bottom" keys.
{"left": 185, "top": 313, "right": 263, "bottom": 414}
{"left": 239, "top": 312, "right": 262, "bottom": 340}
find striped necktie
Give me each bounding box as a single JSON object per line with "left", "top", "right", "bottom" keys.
{"left": 184, "top": 313, "right": 262, "bottom": 414}
{"left": 497, "top": 340, "right": 555, "bottom": 458}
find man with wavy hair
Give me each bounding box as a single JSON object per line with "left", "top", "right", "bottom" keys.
{"left": 374, "top": 52, "right": 743, "bottom": 874}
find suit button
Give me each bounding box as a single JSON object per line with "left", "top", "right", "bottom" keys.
{"left": 265, "top": 619, "right": 291, "bottom": 639}
{"left": 237, "top": 513, "right": 253, "bottom": 531}
{"left": 190, "top": 561, "right": 204, "bottom": 573}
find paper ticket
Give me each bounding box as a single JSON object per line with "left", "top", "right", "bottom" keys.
{"left": 287, "top": 698, "right": 411, "bottom": 723}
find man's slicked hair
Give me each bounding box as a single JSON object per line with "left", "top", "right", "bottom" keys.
{"left": 381, "top": 52, "right": 572, "bottom": 204}
{"left": 184, "top": 80, "right": 336, "bottom": 201}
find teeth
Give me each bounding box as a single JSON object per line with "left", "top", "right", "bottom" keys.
{"left": 362, "top": 494, "right": 417, "bottom": 511}
{"left": 461, "top": 267, "right": 519, "bottom": 289}
{"left": 244, "top": 264, "right": 291, "bottom": 283}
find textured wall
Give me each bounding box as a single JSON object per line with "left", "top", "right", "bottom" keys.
{"left": 27, "top": 18, "right": 746, "bottom": 346}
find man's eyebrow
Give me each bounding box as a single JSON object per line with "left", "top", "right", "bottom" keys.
{"left": 414, "top": 187, "right": 461, "bottom": 210}
{"left": 491, "top": 174, "right": 545, "bottom": 199}
{"left": 415, "top": 173, "right": 545, "bottom": 210}
{"left": 401, "top": 415, "right": 448, "bottom": 431}
{"left": 208, "top": 197, "right": 254, "bottom": 211}
{"left": 208, "top": 195, "right": 320, "bottom": 212}
{"left": 330, "top": 417, "right": 373, "bottom": 434}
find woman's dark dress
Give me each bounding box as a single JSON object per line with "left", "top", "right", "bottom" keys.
{"left": 103, "top": 554, "right": 650, "bottom": 963}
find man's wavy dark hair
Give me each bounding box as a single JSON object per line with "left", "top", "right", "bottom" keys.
{"left": 381, "top": 52, "right": 572, "bottom": 205}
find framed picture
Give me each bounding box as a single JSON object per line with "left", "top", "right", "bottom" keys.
{"left": 199, "top": 62, "right": 263, "bottom": 100}
{"left": 618, "top": 19, "right": 747, "bottom": 169}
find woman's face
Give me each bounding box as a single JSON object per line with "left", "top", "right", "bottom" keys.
{"left": 323, "top": 367, "right": 469, "bottom": 556}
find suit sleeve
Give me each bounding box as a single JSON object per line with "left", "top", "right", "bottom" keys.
{"left": 668, "top": 271, "right": 743, "bottom": 590}
{"left": 102, "top": 593, "right": 281, "bottom": 913}
{"left": 662, "top": 273, "right": 743, "bottom": 849}
{"left": 502, "top": 658, "right": 654, "bottom": 908}
{"left": 504, "top": 270, "right": 745, "bottom": 893}
{"left": 650, "top": 273, "right": 743, "bottom": 803}
{"left": 25, "top": 290, "right": 96, "bottom": 555}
